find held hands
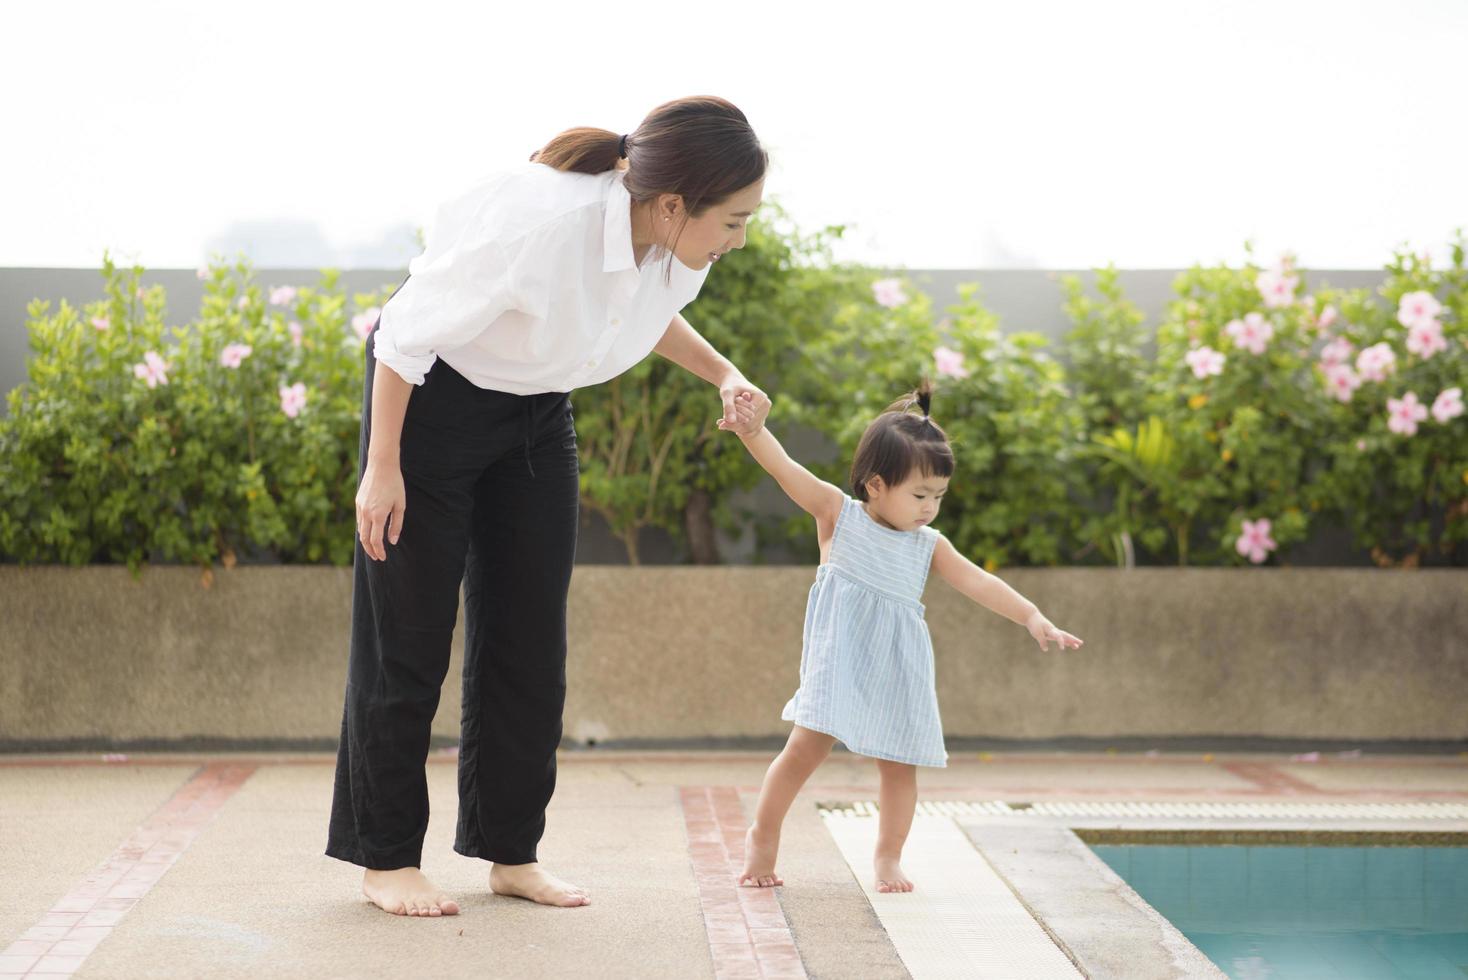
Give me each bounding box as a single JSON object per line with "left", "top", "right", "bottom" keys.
{"left": 714, "top": 378, "right": 771, "bottom": 437}
{"left": 356, "top": 457, "right": 406, "bottom": 562}
{"left": 1025, "top": 610, "right": 1084, "bottom": 652}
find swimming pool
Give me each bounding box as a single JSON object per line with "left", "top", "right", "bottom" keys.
{"left": 1089, "top": 843, "right": 1468, "bottom": 979}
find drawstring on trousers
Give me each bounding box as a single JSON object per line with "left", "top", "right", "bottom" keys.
{"left": 522, "top": 397, "right": 536, "bottom": 478}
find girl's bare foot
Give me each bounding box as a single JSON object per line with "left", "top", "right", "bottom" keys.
{"left": 489, "top": 862, "right": 590, "bottom": 907}
{"left": 738, "top": 825, "right": 783, "bottom": 887}
{"left": 362, "top": 867, "right": 460, "bottom": 917}
{"left": 874, "top": 855, "right": 914, "bottom": 893}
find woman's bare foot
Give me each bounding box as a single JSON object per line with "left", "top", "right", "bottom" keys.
{"left": 874, "top": 855, "right": 914, "bottom": 893}
{"left": 738, "top": 825, "right": 784, "bottom": 887}
{"left": 489, "top": 863, "right": 590, "bottom": 907}
{"left": 362, "top": 867, "right": 460, "bottom": 917}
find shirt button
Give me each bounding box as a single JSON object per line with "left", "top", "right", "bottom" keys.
{"left": 610, "top": 317, "right": 621, "bottom": 327}
{"left": 584, "top": 360, "right": 596, "bottom": 369}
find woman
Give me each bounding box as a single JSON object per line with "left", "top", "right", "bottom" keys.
{"left": 327, "top": 96, "right": 771, "bottom": 917}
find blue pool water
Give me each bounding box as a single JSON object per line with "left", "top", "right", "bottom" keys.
{"left": 1089, "top": 844, "right": 1468, "bottom": 979}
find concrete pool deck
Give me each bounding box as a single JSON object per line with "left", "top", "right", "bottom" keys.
{"left": 3, "top": 749, "right": 1466, "bottom": 979}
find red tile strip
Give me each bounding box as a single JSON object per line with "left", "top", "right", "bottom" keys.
{"left": 1, "top": 763, "right": 256, "bottom": 979}
{"left": 1221, "top": 762, "right": 1326, "bottom": 794}
{"left": 679, "top": 786, "right": 808, "bottom": 980}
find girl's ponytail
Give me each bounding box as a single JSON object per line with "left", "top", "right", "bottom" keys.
{"left": 885, "top": 378, "right": 936, "bottom": 422}
{"left": 914, "top": 378, "right": 934, "bottom": 421}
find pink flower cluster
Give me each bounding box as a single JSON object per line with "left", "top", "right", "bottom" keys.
{"left": 279, "top": 382, "right": 307, "bottom": 419}
{"left": 352, "top": 307, "right": 380, "bottom": 342}
{"left": 1186, "top": 345, "right": 1225, "bottom": 379}
{"left": 871, "top": 278, "right": 907, "bottom": 309}
{"left": 1255, "top": 268, "right": 1298, "bottom": 309}
{"left": 1302, "top": 300, "right": 1338, "bottom": 333}
{"left": 1225, "top": 313, "right": 1273, "bottom": 354}
{"left": 933, "top": 345, "right": 969, "bottom": 379}
{"left": 269, "top": 285, "right": 298, "bottom": 307}
{"left": 131, "top": 351, "right": 170, "bottom": 388}
{"left": 1397, "top": 291, "right": 1448, "bottom": 359}
{"left": 1235, "top": 518, "right": 1277, "bottom": 564}
{"left": 1432, "top": 387, "right": 1464, "bottom": 423}
{"left": 1355, "top": 342, "right": 1396, "bottom": 383}
{"left": 220, "top": 343, "right": 253, "bottom": 369}
{"left": 1315, "top": 337, "right": 1358, "bottom": 402}
{"left": 1386, "top": 388, "right": 1462, "bottom": 436}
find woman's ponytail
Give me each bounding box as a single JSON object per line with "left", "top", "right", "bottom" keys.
{"left": 530, "top": 126, "right": 626, "bottom": 174}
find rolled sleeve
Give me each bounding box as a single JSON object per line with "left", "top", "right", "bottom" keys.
{"left": 373, "top": 233, "right": 518, "bottom": 386}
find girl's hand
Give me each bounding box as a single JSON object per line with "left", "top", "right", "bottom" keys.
{"left": 717, "top": 377, "right": 770, "bottom": 436}
{"left": 716, "top": 391, "right": 763, "bottom": 435}
{"left": 1025, "top": 610, "right": 1084, "bottom": 651}
{"left": 356, "top": 457, "right": 406, "bottom": 562}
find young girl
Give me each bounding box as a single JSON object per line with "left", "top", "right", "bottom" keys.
{"left": 718, "top": 383, "right": 1084, "bottom": 893}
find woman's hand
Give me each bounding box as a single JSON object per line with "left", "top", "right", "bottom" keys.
{"left": 717, "top": 376, "right": 771, "bottom": 436}
{"left": 356, "top": 457, "right": 406, "bottom": 561}
{"left": 1025, "top": 610, "right": 1084, "bottom": 651}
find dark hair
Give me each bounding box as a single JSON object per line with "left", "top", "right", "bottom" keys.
{"left": 849, "top": 381, "right": 955, "bottom": 501}
{"left": 531, "top": 96, "right": 767, "bottom": 281}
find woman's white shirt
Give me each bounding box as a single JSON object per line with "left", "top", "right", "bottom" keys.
{"left": 372, "top": 163, "right": 710, "bottom": 394}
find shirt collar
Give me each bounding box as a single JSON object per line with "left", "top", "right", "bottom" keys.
{"left": 603, "top": 171, "right": 637, "bottom": 273}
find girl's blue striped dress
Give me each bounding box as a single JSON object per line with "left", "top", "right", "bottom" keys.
{"left": 782, "top": 494, "right": 948, "bottom": 767}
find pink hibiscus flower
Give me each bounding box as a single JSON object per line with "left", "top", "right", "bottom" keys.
{"left": 1255, "top": 269, "right": 1298, "bottom": 309}
{"left": 220, "top": 343, "right": 253, "bottom": 369}
{"left": 91, "top": 316, "right": 110, "bottom": 331}
{"left": 1387, "top": 392, "right": 1428, "bottom": 436}
{"left": 1185, "top": 345, "right": 1226, "bottom": 379}
{"left": 1405, "top": 319, "right": 1448, "bottom": 359}
{"left": 1235, "top": 518, "right": 1278, "bottom": 564}
{"left": 131, "top": 351, "right": 170, "bottom": 388}
{"left": 871, "top": 278, "right": 908, "bottom": 309}
{"left": 269, "top": 285, "right": 298, "bottom": 307}
{"left": 1225, "top": 312, "right": 1273, "bottom": 354}
{"left": 279, "top": 382, "right": 308, "bottom": 419}
{"left": 1431, "top": 387, "right": 1464, "bottom": 424}
{"left": 1396, "top": 290, "right": 1442, "bottom": 330}
{"left": 1323, "top": 364, "right": 1361, "bottom": 403}
{"left": 352, "top": 307, "right": 380, "bottom": 342}
{"left": 933, "top": 345, "right": 970, "bottom": 379}
{"left": 1355, "top": 342, "right": 1396, "bottom": 383}
{"left": 287, "top": 320, "right": 303, "bottom": 348}
{"left": 1319, "top": 337, "right": 1353, "bottom": 368}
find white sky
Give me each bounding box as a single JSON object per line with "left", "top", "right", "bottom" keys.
{"left": 3, "top": 0, "right": 1465, "bottom": 270}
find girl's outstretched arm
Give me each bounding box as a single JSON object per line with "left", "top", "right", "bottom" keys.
{"left": 721, "top": 422, "right": 844, "bottom": 527}
{"left": 930, "top": 536, "right": 1085, "bottom": 651}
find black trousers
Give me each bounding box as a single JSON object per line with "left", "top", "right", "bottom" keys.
{"left": 326, "top": 338, "right": 579, "bottom": 870}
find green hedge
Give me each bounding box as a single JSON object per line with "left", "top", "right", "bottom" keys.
{"left": 2, "top": 229, "right": 1464, "bottom": 570}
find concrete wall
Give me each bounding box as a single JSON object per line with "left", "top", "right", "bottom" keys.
{"left": 2, "top": 566, "right": 1463, "bottom": 749}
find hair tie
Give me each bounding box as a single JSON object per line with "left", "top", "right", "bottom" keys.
{"left": 617, "top": 134, "right": 628, "bottom": 159}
